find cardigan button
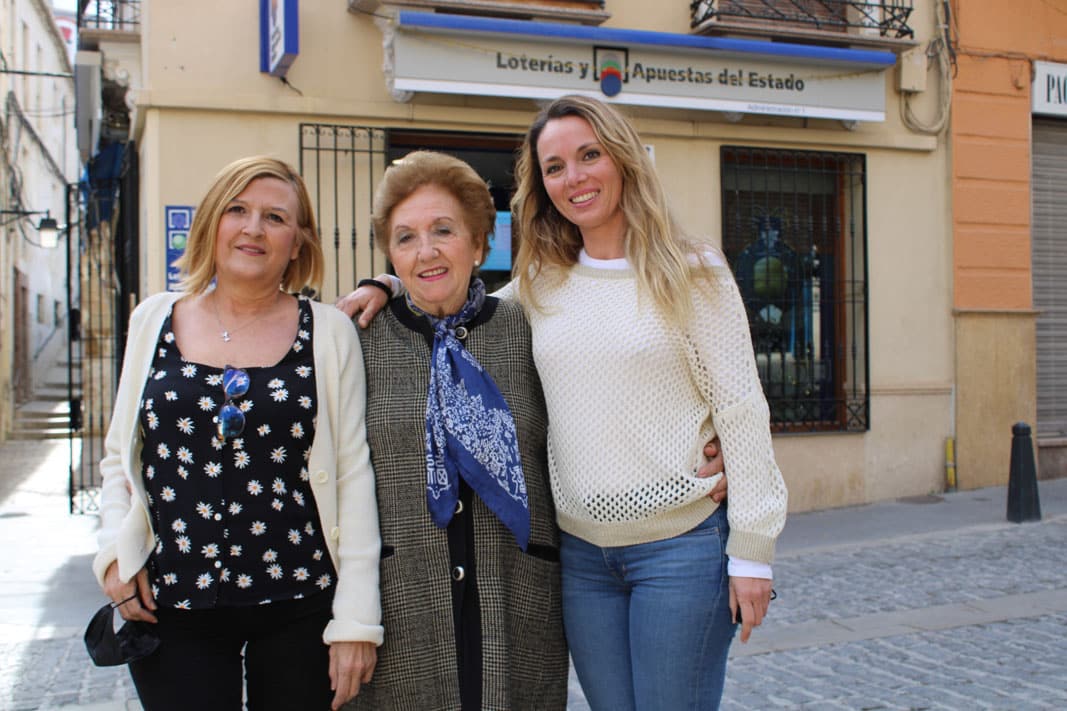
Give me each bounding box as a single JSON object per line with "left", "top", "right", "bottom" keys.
{"left": 451, "top": 566, "right": 465, "bottom": 581}
{"left": 314, "top": 471, "right": 328, "bottom": 484}
{"left": 454, "top": 500, "right": 464, "bottom": 515}
{"left": 330, "top": 526, "right": 341, "bottom": 541}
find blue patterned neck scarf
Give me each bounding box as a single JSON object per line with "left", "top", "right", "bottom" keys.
{"left": 407, "top": 279, "right": 530, "bottom": 551}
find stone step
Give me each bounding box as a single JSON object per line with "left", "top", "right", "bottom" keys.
{"left": 9, "top": 426, "right": 71, "bottom": 440}
{"left": 13, "top": 412, "right": 69, "bottom": 425}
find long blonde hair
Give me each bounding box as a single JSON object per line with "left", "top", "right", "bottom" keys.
{"left": 176, "top": 156, "right": 324, "bottom": 295}
{"left": 511, "top": 95, "right": 714, "bottom": 324}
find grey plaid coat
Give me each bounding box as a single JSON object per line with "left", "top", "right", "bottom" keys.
{"left": 347, "top": 297, "right": 568, "bottom": 711}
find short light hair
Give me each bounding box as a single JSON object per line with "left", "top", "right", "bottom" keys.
{"left": 175, "top": 156, "right": 324, "bottom": 294}
{"left": 371, "top": 151, "right": 494, "bottom": 260}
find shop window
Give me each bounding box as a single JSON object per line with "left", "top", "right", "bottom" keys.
{"left": 721, "top": 146, "right": 869, "bottom": 432}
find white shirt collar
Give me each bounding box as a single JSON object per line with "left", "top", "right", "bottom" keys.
{"left": 578, "top": 248, "right": 630, "bottom": 270}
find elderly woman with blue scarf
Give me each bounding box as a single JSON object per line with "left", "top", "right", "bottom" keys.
{"left": 347, "top": 151, "right": 566, "bottom": 711}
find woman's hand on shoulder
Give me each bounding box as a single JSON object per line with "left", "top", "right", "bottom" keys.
{"left": 103, "top": 562, "right": 158, "bottom": 623}
{"left": 329, "top": 640, "right": 377, "bottom": 709}
{"left": 335, "top": 274, "right": 393, "bottom": 328}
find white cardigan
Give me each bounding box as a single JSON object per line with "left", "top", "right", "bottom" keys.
{"left": 92, "top": 291, "right": 383, "bottom": 645}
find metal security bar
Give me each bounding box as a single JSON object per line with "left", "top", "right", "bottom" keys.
{"left": 721, "top": 146, "right": 869, "bottom": 432}
{"left": 78, "top": 0, "right": 142, "bottom": 32}
{"left": 691, "top": 0, "right": 914, "bottom": 39}
{"left": 299, "top": 124, "right": 389, "bottom": 302}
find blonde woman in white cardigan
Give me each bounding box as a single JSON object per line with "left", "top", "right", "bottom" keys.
{"left": 339, "top": 96, "right": 785, "bottom": 711}
{"left": 94, "top": 156, "right": 380, "bottom": 710}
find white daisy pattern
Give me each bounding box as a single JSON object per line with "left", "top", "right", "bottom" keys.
{"left": 138, "top": 299, "right": 330, "bottom": 608}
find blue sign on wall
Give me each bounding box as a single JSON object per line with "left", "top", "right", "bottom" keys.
{"left": 166, "top": 205, "right": 194, "bottom": 291}
{"left": 260, "top": 0, "right": 299, "bottom": 78}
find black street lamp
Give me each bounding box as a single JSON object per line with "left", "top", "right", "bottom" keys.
{"left": 0, "top": 209, "right": 61, "bottom": 248}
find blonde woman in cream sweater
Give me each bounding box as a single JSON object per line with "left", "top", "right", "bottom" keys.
{"left": 340, "top": 95, "right": 786, "bottom": 711}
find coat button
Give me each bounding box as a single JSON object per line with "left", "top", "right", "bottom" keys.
{"left": 454, "top": 500, "right": 464, "bottom": 515}
{"left": 451, "top": 566, "right": 465, "bottom": 581}
{"left": 315, "top": 471, "right": 328, "bottom": 484}
{"left": 454, "top": 326, "right": 468, "bottom": 340}
{"left": 330, "top": 526, "right": 341, "bottom": 541}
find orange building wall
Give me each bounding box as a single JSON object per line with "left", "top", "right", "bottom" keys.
{"left": 951, "top": 0, "right": 1067, "bottom": 310}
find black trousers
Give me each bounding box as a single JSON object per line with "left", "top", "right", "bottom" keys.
{"left": 128, "top": 591, "right": 334, "bottom": 711}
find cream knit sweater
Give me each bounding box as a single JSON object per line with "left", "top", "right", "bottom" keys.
{"left": 510, "top": 260, "right": 788, "bottom": 564}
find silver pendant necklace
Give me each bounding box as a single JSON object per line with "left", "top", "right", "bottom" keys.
{"left": 211, "top": 293, "right": 265, "bottom": 343}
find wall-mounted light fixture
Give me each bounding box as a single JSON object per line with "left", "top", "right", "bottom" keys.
{"left": 0, "top": 209, "right": 61, "bottom": 248}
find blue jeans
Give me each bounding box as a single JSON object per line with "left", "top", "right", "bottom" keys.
{"left": 561, "top": 507, "right": 736, "bottom": 711}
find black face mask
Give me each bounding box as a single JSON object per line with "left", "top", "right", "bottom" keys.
{"left": 84, "top": 598, "right": 161, "bottom": 667}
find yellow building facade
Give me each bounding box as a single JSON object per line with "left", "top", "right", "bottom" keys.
{"left": 111, "top": 0, "right": 956, "bottom": 511}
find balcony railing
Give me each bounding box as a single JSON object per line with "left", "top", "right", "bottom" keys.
{"left": 691, "top": 0, "right": 913, "bottom": 40}
{"left": 78, "top": 0, "right": 141, "bottom": 32}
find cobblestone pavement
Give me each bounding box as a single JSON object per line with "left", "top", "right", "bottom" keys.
{"left": 722, "top": 515, "right": 1067, "bottom": 710}
{"left": 2, "top": 436, "right": 1065, "bottom": 710}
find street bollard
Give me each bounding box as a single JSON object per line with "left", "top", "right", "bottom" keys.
{"left": 1006, "top": 422, "right": 1041, "bottom": 523}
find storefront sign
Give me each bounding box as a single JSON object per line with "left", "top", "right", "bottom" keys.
{"left": 260, "top": 0, "right": 299, "bottom": 78}
{"left": 166, "top": 205, "right": 194, "bottom": 291}
{"left": 1033, "top": 61, "right": 1067, "bottom": 117}
{"left": 390, "top": 12, "right": 894, "bottom": 122}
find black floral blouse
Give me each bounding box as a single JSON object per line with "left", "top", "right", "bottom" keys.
{"left": 139, "top": 296, "right": 335, "bottom": 609}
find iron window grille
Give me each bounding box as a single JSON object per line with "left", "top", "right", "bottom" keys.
{"left": 721, "top": 146, "right": 869, "bottom": 433}
{"left": 299, "top": 123, "right": 389, "bottom": 302}
{"left": 691, "top": 0, "right": 914, "bottom": 39}
{"left": 78, "top": 0, "right": 142, "bottom": 32}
